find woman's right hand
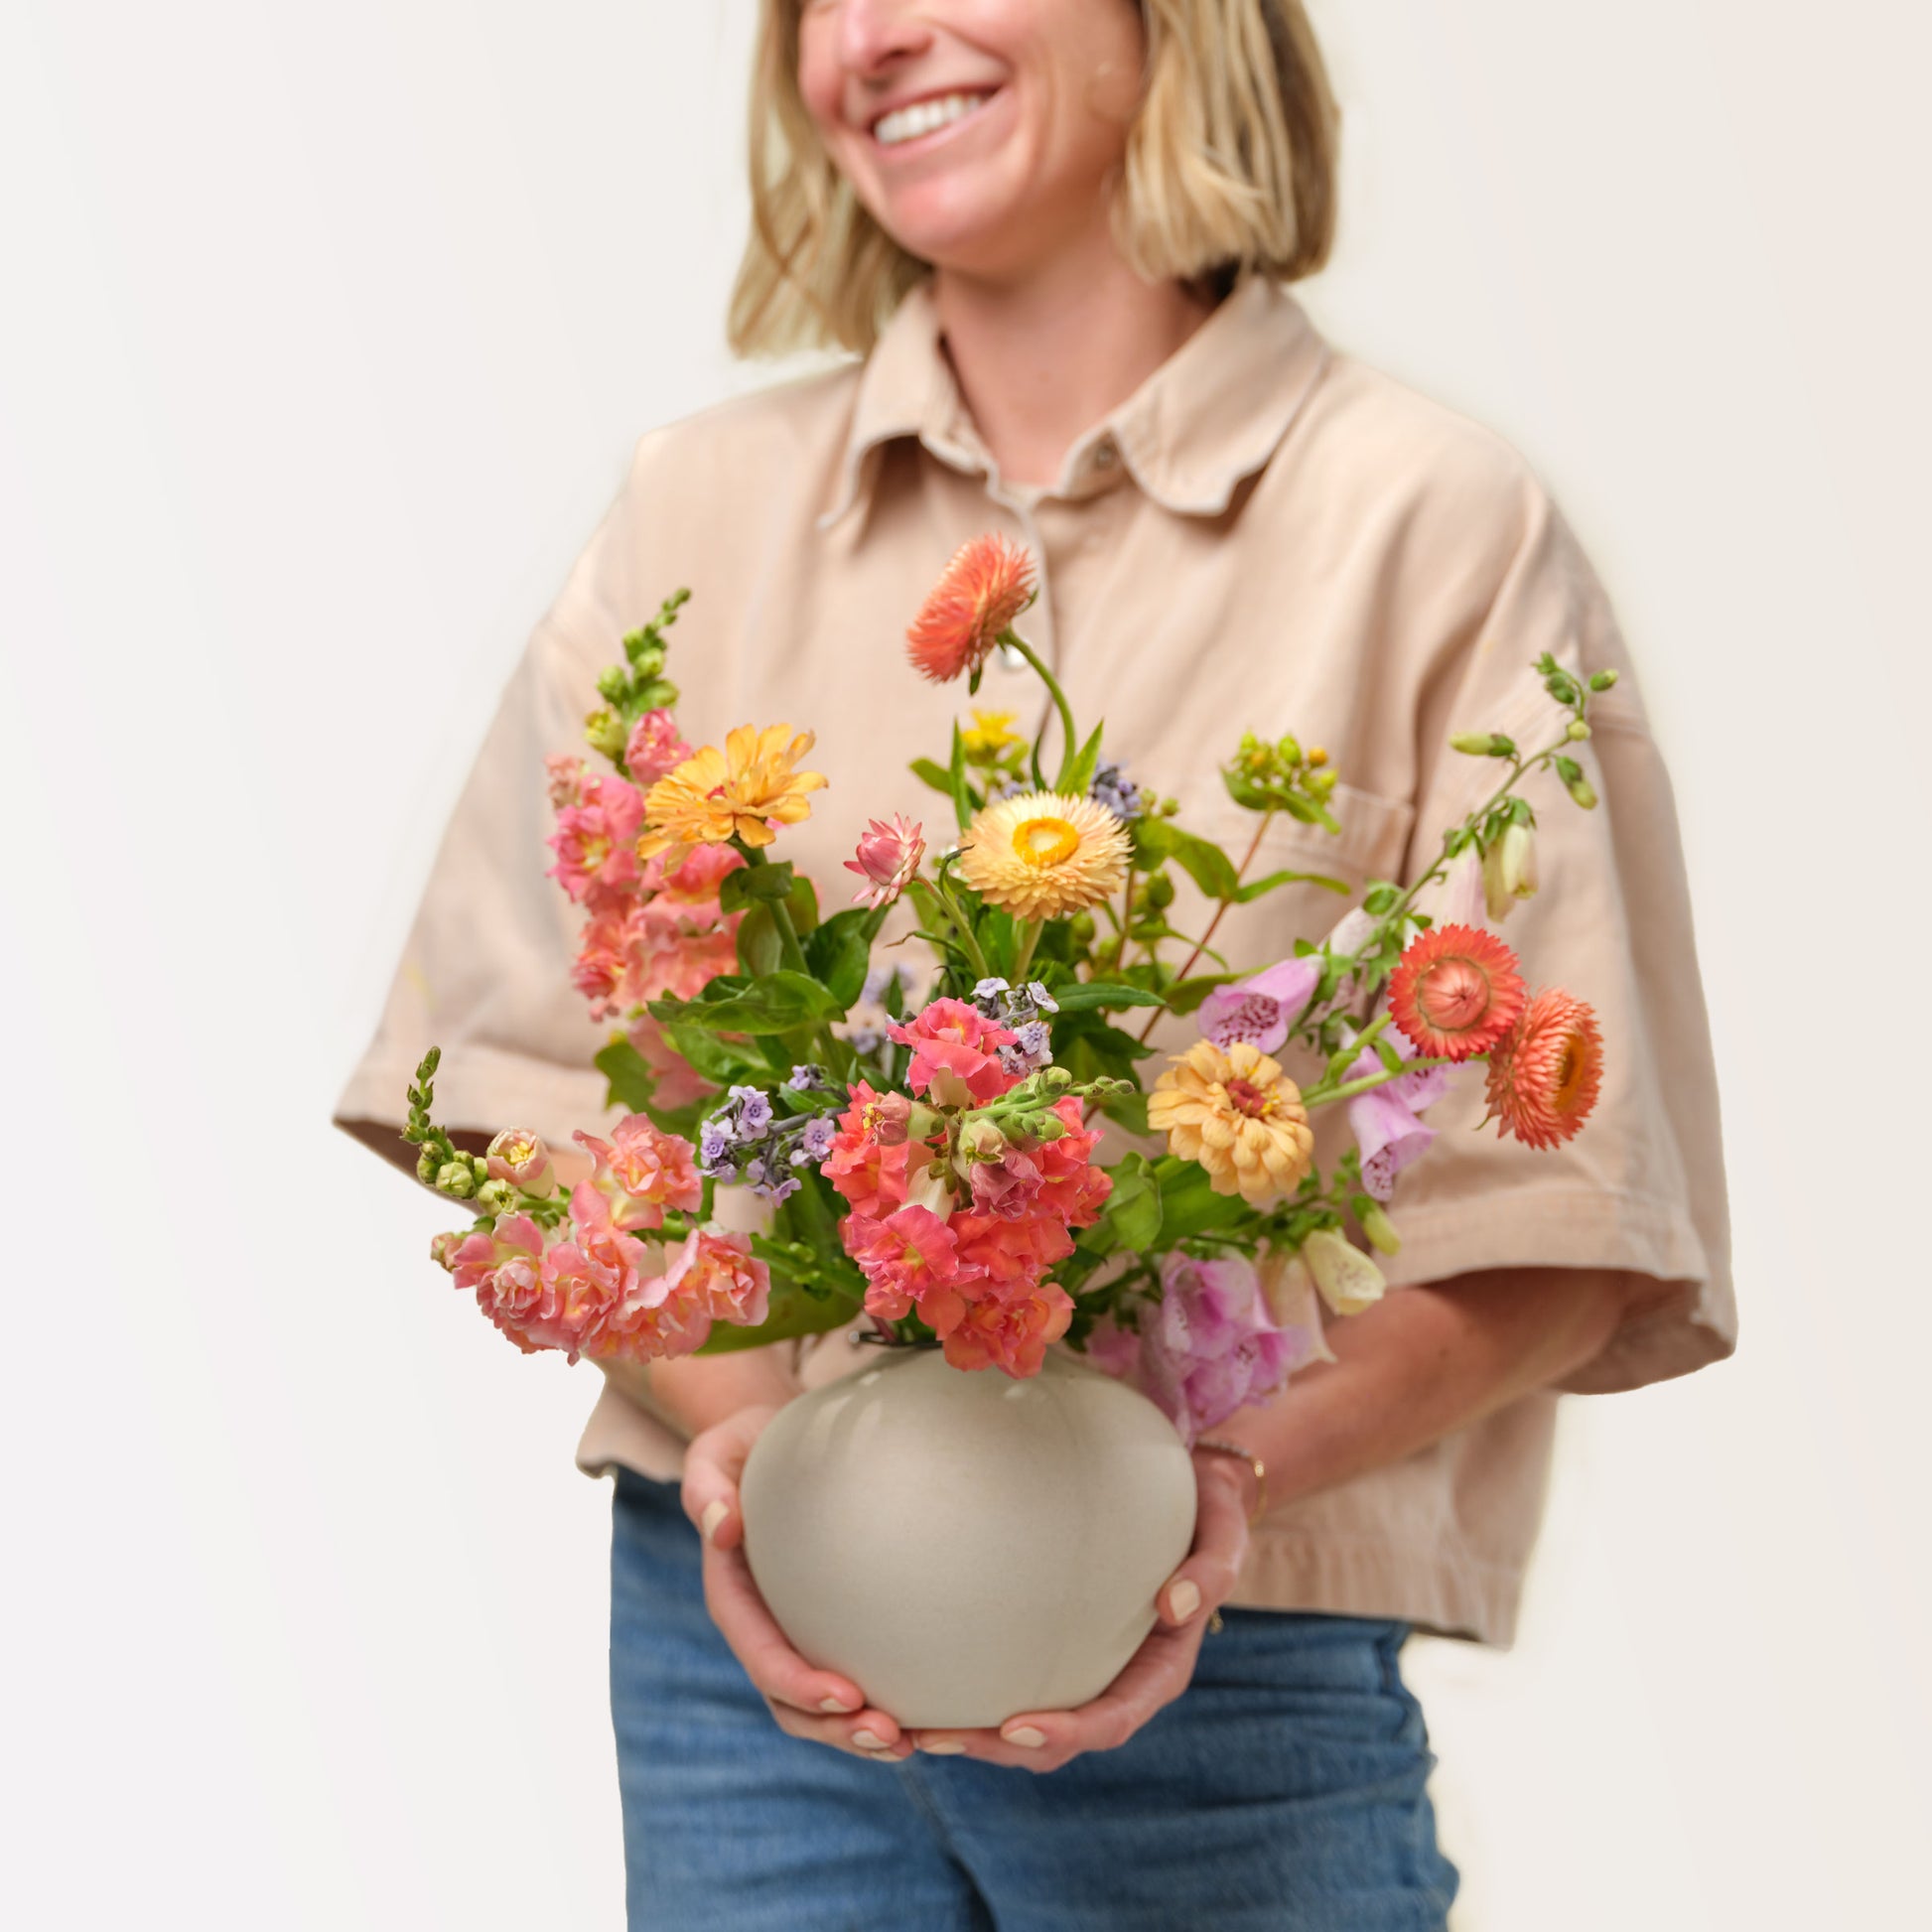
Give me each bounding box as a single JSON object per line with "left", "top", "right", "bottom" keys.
{"left": 680, "top": 1403, "right": 914, "bottom": 1763}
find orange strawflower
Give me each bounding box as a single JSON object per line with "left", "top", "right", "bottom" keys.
{"left": 1387, "top": 922, "right": 1525, "bottom": 1061}
{"left": 906, "top": 533, "right": 1037, "bottom": 683}
{"left": 1483, "top": 988, "right": 1603, "bottom": 1150}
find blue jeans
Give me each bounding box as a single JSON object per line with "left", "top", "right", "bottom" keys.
{"left": 611, "top": 1468, "right": 1457, "bottom": 1930}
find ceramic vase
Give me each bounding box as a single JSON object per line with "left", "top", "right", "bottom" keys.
{"left": 738, "top": 1344, "right": 1197, "bottom": 1729}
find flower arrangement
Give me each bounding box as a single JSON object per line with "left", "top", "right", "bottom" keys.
{"left": 406, "top": 533, "right": 1613, "bottom": 1447}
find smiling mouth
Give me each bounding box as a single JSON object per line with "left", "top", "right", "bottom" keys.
{"left": 870, "top": 90, "right": 998, "bottom": 150}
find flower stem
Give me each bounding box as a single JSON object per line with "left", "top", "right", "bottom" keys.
{"left": 998, "top": 628, "right": 1081, "bottom": 791}
{"left": 1138, "top": 810, "right": 1275, "bottom": 1043}
{"left": 1303, "top": 1049, "right": 1460, "bottom": 1111}
{"left": 1012, "top": 918, "right": 1043, "bottom": 985}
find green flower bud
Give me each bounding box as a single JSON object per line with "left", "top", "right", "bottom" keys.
{"left": 584, "top": 706, "right": 627, "bottom": 760}
{"left": 1356, "top": 1199, "right": 1403, "bottom": 1256}
{"left": 1309, "top": 767, "right": 1337, "bottom": 796}
{"left": 416, "top": 1147, "right": 441, "bottom": 1184}
{"left": 435, "top": 1162, "right": 477, "bottom": 1200}
{"left": 1040, "top": 1066, "right": 1074, "bottom": 1091}
{"left": 1145, "top": 872, "right": 1175, "bottom": 909}
{"left": 1275, "top": 734, "right": 1302, "bottom": 765}
{"left": 1068, "top": 911, "right": 1097, "bottom": 947}
{"left": 1588, "top": 669, "right": 1618, "bottom": 691}
{"left": 595, "top": 665, "right": 628, "bottom": 703}
{"left": 476, "top": 1178, "right": 514, "bottom": 1215}
{"left": 1449, "top": 732, "right": 1494, "bottom": 756}
{"left": 1563, "top": 770, "right": 1598, "bottom": 809}
{"left": 1567, "top": 720, "right": 1591, "bottom": 742}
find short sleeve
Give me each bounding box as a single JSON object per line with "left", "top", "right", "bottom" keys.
{"left": 1380, "top": 474, "right": 1735, "bottom": 1394}
{"left": 331, "top": 610, "right": 620, "bottom": 1176}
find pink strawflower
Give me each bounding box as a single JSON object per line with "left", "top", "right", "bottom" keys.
{"left": 1087, "top": 1252, "right": 1308, "bottom": 1446}
{"left": 845, "top": 814, "right": 926, "bottom": 909}
{"left": 939, "top": 1282, "right": 1074, "bottom": 1379}
{"left": 888, "top": 999, "right": 1022, "bottom": 1108}
{"left": 572, "top": 1116, "right": 703, "bottom": 1230}
{"left": 548, "top": 771, "right": 646, "bottom": 906}
{"left": 843, "top": 1204, "right": 965, "bottom": 1325}
{"left": 1198, "top": 954, "right": 1321, "bottom": 1055}
{"left": 823, "top": 1082, "right": 917, "bottom": 1218}
{"left": 623, "top": 709, "right": 692, "bottom": 786}
{"left": 906, "top": 533, "right": 1037, "bottom": 684}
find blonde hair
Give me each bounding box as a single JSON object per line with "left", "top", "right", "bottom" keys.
{"left": 729, "top": 0, "right": 1340, "bottom": 357}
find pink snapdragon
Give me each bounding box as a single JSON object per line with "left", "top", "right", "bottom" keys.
{"left": 572, "top": 1116, "right": 703, "bottom": 1230}
{"left": 1198, "top": 954, "right": 1321, "bottom": 1054}
{"left": 548, "top": 771, "right": 646, "bottom": 906}
{"left": 823, "top": 1081, "right": 919, "bottom": 1219}
{"left": 843, "top": 1204, "right": 965, "bottom": 1324}
{"left": 939, "top": 1282, "right": 1074, "bottom": 1379}
{"left": 660, "top": 1227, "right": 771, "bottom": 1329}
{"left": 1087, "top": 1252, "right": 1309, "bottom": 1446}
{"left": 888, "top": 999, "right": 1022, "bottom": 1107}
{"left": 546, "top": 754, "right": 587, "bottom": 810}
{"left": 484, "top": 1127, "right": 556, "bottom": 1197}
{"left": 623, "top": 709, "right": 691, "bottom": 786}
{"left": 845, "top": 814, "right": 925, "bottom": 909}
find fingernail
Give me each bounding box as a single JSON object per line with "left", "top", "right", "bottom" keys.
{"left": 1168, "top": 1578, "right": 1201, "bottom": 1621}
{"left": 919, "top": 1738, "right": 968, "bottom": 1755}
{"left": 852, "top": 1727, "right": 890, "bottom": 1750}
{"left": 1002, "top": 1725, "right": 1047, "bottom": 1748}
{"left": 819, "top": 1696, "right": 858, "bottom": 1714}
{"left": 868, "top": 1749, "right": 902, "bottom": 1763}
{"left": 699, "top": 1499, "right": 728, "bottom": 1544}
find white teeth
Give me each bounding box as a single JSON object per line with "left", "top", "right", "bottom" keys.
{"left": 873, "top": 92, "right": 990, "bottom": 148}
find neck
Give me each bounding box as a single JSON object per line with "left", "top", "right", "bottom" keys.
{"left": 930, "top": 234, "right": 1219, "bottom": 488}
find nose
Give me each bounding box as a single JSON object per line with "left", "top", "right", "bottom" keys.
{"left": 836, "top": 0, "right": 933, "bottom": 77}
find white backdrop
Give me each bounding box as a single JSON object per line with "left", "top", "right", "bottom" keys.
{"left": 4, "top": 4, "right": 1926, "bottom": 1926}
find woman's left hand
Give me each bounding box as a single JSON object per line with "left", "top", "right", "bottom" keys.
{"left": 905, "top": 1444, "right": 1257, "bottom": 1772}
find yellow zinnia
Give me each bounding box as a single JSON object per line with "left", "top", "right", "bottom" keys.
{"left": 1147, "top": 1039, "right": 1314, "bottom": 1207}
{"left": 639, "top": 724, "right": 827, "bottom": 854}
{"left": 955, "top": 789, "right": 1130, "bottom": 921}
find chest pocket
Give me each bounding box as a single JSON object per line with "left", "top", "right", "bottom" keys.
{"left": 1174, "top": 778, "right": 1417, "bottom": 969}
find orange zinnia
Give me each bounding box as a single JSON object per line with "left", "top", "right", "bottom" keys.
{"left": 906, "top": 533, "right": 1037, "bottom": 682}
{"left": 1387, "top": 923, "right": 1525, "bottom": 1061}
{"left": 1483, "top": 988, "right": 1603, "bottom": 1150}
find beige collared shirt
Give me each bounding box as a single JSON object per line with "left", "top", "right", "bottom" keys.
{"left": 335, "top": 272, "right": 1733, "bottom": 1646}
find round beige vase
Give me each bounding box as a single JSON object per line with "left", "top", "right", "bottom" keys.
{"left": 738, "top": 1343, "right": 1198, "bottom": 1729}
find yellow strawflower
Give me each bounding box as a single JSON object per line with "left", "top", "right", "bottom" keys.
{"left": 961, "top": 709, "right": 1023, "bottom": 759}
{"left": 955, "top": 789, "right": 1130, "bottom": 921}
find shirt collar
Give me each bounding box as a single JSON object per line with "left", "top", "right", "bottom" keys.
{"left": 817, "top": 270, "right": 1330, "bottom": 531}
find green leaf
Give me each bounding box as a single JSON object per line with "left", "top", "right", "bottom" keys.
{"left": 1155, "top": 1159, "right": 1252, "bottom": 1240}
{"left": 649, "top": 971, "right": 846, "bottom": 1035}
{"left": 594, "top": 1039, "right": 658, "bottom": 1114}
{"left": 1056, "top": 718, "right": 1107, "bottom": 799}
{"left": 720, "top": 861, "right": 797, "bottom": 911}
{"left": 1092, "top": 1085, "right": 1151, "bottom": 1136}
{"left": 804, "top": 906, "right": 874, "bottom": 1009}
{"left": 695, "top": 1282, "right": 865, "bottom": 1353}
{"left": 785, "top": 872, "right": 819, "bottom": 935}
{"left": 1049, "top": 980, "right": 1168, "bottom": 1013}
{"left": 662, "top": 1022, "right": 766, "bottom": 1084}
{"left": 735, "top": 902, "right": 782, "bottom": 978}
{"left": 910, "top": 758, "right": 957, "bottom": 798}
{"left": 1162, "top": 826, "right": 1241, "bottom": 902}
{"left": 1106, "top": 1153, "right": 1164, "bottom": 1250}
{"left": 1164, "top": 971, "right": 1240, "bottom": 1015}
{"left": 1233, "top": 866, "right": 1350, "bottom": 902}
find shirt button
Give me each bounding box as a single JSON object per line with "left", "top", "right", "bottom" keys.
{"left": 996, "top": 641, "right": 1028, "bottom": 671}
{"left": 1090, "top": 440, "right": 1118, "bottom": 472}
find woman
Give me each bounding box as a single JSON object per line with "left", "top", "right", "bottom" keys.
{"left": 336, "top": 2, "right": 1733, "bottom": 1924}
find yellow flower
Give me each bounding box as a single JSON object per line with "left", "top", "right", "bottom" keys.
{"left": 639, "top": 723, "right": 827, "bottom": 854}
{"left": 1147, "top": 1039, "right": 1314, "bottom": 1208}
{"left": 955, "top": 789, "right": 1130, "bottom": 921}
{"left": 961, "top": 709, "right": 1022, "bottom": 759}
